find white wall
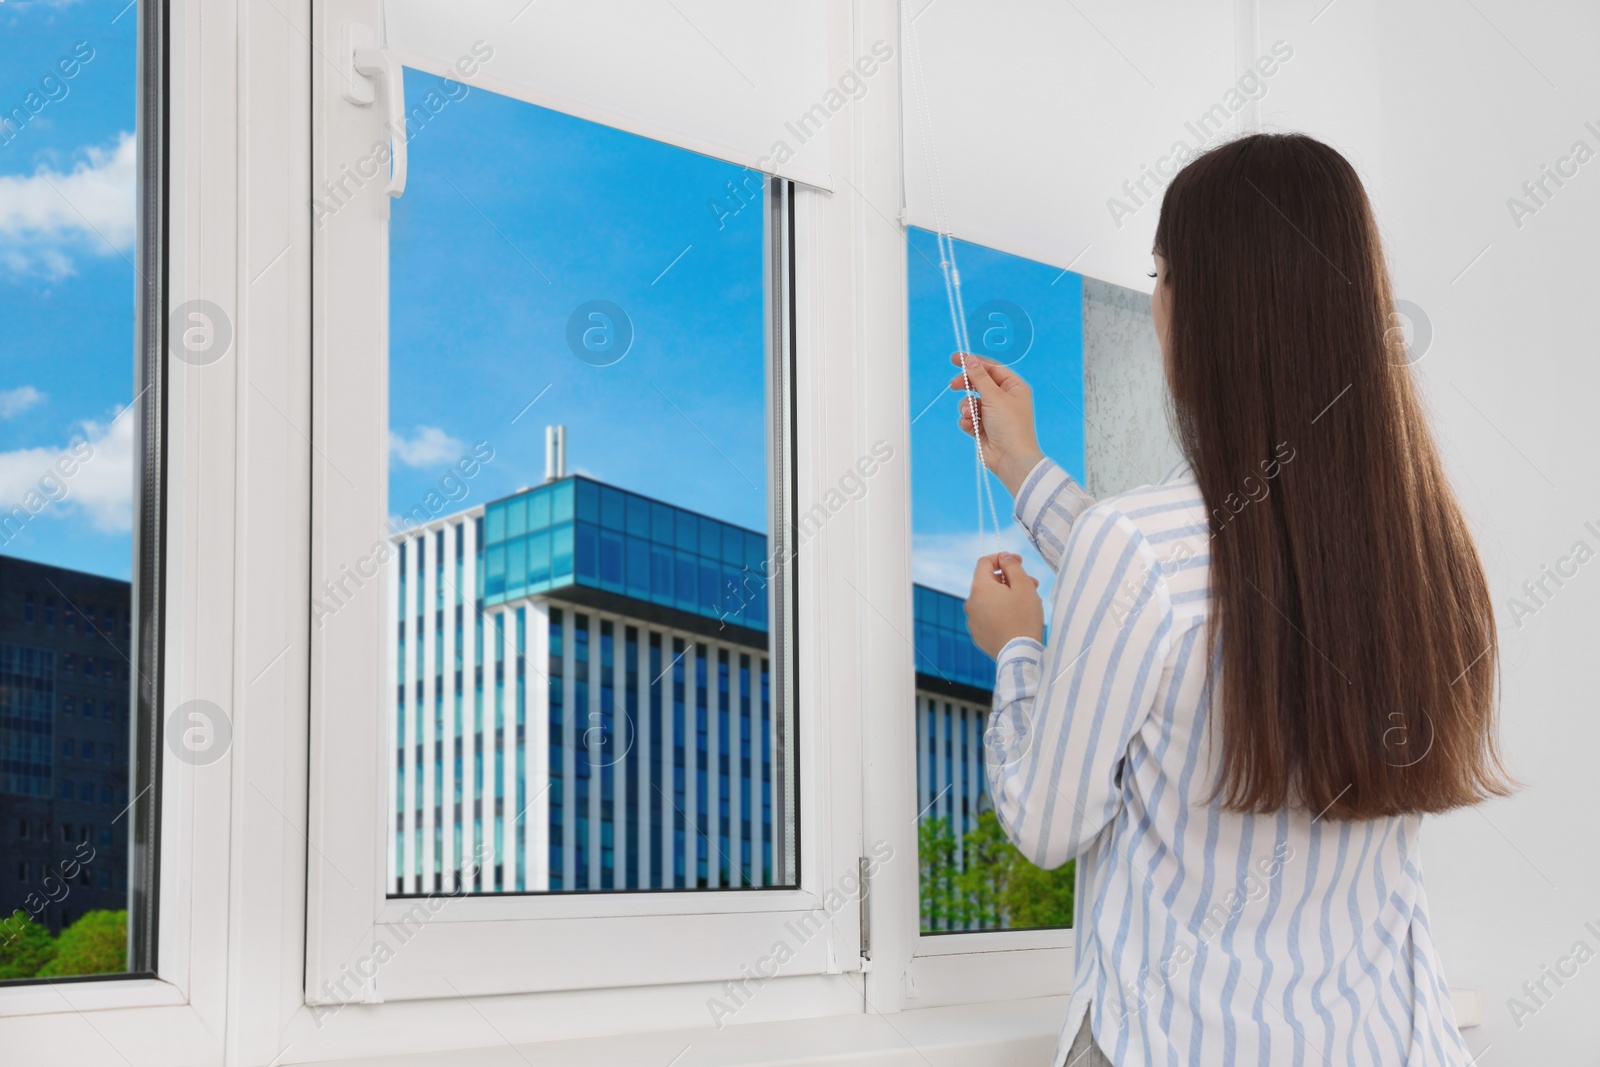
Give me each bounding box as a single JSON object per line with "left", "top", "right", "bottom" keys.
{"left": 906, "top": 0, "right": 1600, "bottom": 1059}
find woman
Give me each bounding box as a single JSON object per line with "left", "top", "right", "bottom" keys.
{"left": 957, "top": 133, "right": 1512, "bottom": 1066}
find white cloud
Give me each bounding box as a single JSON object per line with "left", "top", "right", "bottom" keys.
{"left": 0, "top": 132, "right": 136, "bottom": 276}
{"left": 389, "top": 425, "right": 466, "bottom": 468}
{"left": 0, "top": 407, "right": 135, "bottom": 534}
{"left": 913, "top": 527, "right": 1055, "bottom": 606}
{"left": 0, "top": 386, "right": 45, "bottom": 418}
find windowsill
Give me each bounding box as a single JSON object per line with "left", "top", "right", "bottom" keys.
{"left": 0, "top": 976, "right": 186, "bottom": 1018}
{"left": 298, "top": 995, "right": 1068, "bottom": 1067}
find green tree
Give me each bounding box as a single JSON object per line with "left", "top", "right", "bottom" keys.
{"left": 1003, "top": 852, "right": 1075, "bottom": 928}
{"left": 0, "top": 910, "right": 58, "bottom": 979}
{"left": 918, "top": 809, "right": 1077, "bottom": 933}
{"left": 955, "top": 810, "right": 1014, "bottom": 929}
{"left": 36, "top": 910, "right": 125, "bottom": 978}
{"left": 918, "top": 816, "right": 960, "bottom": 931}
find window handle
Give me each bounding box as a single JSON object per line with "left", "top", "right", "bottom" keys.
{"left": 341, "top": 22, "right": 407, "bottom": 198}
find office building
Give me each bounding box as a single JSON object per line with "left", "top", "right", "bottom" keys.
{"left": 0, "top": 556, "right": 133, "bottom": 933}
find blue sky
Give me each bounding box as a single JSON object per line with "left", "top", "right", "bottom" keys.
{"left": 0, "top": 24, "right": 1089, "bottom": 605}
{"left": 0, "top": 1, "right": 139, "bottom": 580}
{"left": 388, "top": 68, "right": 770, "bottom": 535}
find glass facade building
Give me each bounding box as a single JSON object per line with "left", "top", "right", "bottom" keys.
{"left": 480, "top": 477, "right": 770, "bottom": 634}
{"left": 391, "top": 481, "right": 783, "bottom": 897}
{"left": 0, "top": 643, "right": 55, "bottom": 798}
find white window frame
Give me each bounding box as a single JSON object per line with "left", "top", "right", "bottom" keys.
{"left": 301, "top": 0, "right": 866, "bottom": 1020}
{"left": 856, "top": 4, "right": 1077, "bottom": 1020}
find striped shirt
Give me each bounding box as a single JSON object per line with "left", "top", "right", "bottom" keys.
{"left": 988, "top": 457, "right": 1470, "bottom": 1067}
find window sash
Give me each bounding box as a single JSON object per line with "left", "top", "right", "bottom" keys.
{"left": 305, "top": 0, "right": 850, "bottom": 997}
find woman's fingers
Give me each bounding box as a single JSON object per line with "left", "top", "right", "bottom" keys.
{"left": 987, "top": 362, "right": 1030, "bottom": 396}
{"left": 994, "top": 552, "right": 1030, "bottom": 588}
{"left": 956, "top": 396, "right": 980, "bottom": 439}
{"left": 948, "top": 353, "right": 998, "bottom": 398}
{"left": 950, "top": 352, "right": 1030, "bottom": 395}
{"left": 963, "top": 355, "right": 1002, "bottom": 398}
{"left": 970, "top": 552, "right": 1006, "bottom": 586}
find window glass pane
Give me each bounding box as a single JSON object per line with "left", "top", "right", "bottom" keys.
{"left": 0, "top": 0, "right": 146, "bottom": 978}
{"left": 385, "top": 73, "right": 793, "bottom": 895}
{"left": 506, "top": 538, "right": 526, "bottom": 598}
{"left": 599, "top": 530, "right": 624, "bottom": 590}
{"left": 650, "top": 545, "right": 672, "bottom": 600}
{"left": 625, "top": 538, "right": 650, "bottom": 600}
{"left": 600, "top": 485, "right": 625, "bottom": 530}
{"left": 527, "top": 531, "right": 550, "bottom": 589}
{"left": 625, "top": 494, "right": 649, "bottom": 539}
{"left": 485, "top": 545, "right": 506, "bottom": 598}
{"left": 675, "top": 511, "right": 697, "bottom": 553}
{"left": 575, "top": 479, "right": 598, "bottom": 524}
{"left": 552, "top": 525, "right": 574, "bottom": 580}
{"left": 575, "top": 522, "right": 598, "bottom": 583}
{"left": 698, "top": 516, "right": 721, "bottom": 561}
{"left": 720, "top": 525, "right": 744, "bottom": 567}
{"left": 674, "top": 552, "right": 697, "bottom": 611}
{"left": 909, "top": 227, "right": 1086, "bottom": 933}
{"left": 528, "top": 487, "right": 550, "bottom": 530}
{"left": 651, "top": 501, "right": 674, "bottom": 544}
{"left": 551, "top": 481, "right": 574, "bottom": 524}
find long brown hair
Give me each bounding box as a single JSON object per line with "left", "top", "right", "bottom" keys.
{"left": 1154, "top": 133, "right": 1514, "bottom": 819}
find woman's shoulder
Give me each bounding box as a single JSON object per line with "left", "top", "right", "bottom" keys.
{"left": 1088, "top": 471, "right": 1208, "bottom": 542}
{"left": 1071, "top": 477, "right": 1211, "bottom": 604}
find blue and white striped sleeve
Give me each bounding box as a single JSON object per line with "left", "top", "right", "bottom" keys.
{"left": 986, "top": 502, "right": 1174, "bottom": 870}
{"left": 1012, "top": 457, "right": 1098, "bottom": 573}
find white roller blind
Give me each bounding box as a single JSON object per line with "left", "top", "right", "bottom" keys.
{"left": 382, "top": 0, "right": 835, "bottom": 189}
{"left": 902, "top": 0, "right": 1247, "bottom": 292}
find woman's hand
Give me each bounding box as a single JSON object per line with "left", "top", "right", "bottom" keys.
{"left": 965, "top": 553, "right": 1044, "bottom": 659}
{"left": 949, "top": 353, "right": 1045, "bottom": 499}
